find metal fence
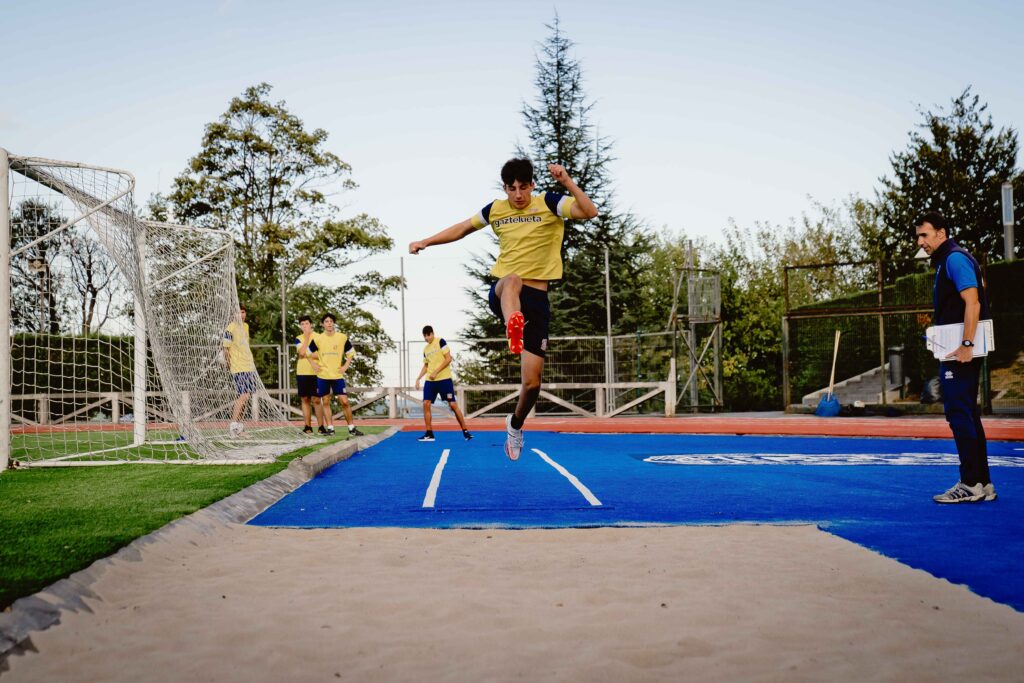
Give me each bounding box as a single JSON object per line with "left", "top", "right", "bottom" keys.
{"left": 782, "top": 258, "right": 1024, "bottom": 414}
{"left": 256, "top": 330, "right": 720, "bottom": 419}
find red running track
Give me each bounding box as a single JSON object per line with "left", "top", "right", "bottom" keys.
{"left": 360, "top": 416, "right": 1024, "bottom": 441}
{"left": 13, "top": 416, "right": 1023, "bottom": 441}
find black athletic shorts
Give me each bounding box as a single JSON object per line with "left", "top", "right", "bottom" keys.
{"left": 296, "top": 374, "right": 318, "bottom": 398}
{"left": 488, "top": 281, "right": 550, "bottom": 358}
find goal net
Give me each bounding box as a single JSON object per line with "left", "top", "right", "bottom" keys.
{"left": 1, "top": 150, "right": 313, "bottom": 468}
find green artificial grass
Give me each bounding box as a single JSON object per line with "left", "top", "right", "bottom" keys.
{"left": 0, "top": 427, "right": 386, "bottom": 610}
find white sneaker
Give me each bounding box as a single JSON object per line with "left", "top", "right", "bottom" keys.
{"left": 933, "top": 481, "right": 985, "bottom": 504}
{"left": 504, "top": 414, "right": 524, "bottom": 461}
{"left": 229, "top": 421, "right": 243, "bottom": 437}
{"left": 983, "top": 483, "right": 997, "bottom": 502}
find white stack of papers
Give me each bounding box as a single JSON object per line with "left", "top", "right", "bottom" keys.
{"left": 924, "top": 320, "right": 995, "bottom": 359}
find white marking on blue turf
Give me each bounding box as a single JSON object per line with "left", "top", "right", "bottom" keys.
{"left": 422, "top": 448, "right": 450, "bottom": 508}
{"left": 645, "top": 453, "right": 1024, "bottom": 466}
{"left": 532, "top": 448, "right": 602, "bottom": 506}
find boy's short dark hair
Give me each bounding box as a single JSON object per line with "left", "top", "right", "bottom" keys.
{"left": 422, "top": 325, "right": 434, "bottom": 336}
{"left": 321, "top": 313, "right": 336, "bottom": 324}
{"left": 239, "top": 304, "right": 246, "bottom": 312}
{"left": 914, "top": 211, "right": 950, "bottom": 236}
{"left": 299, "top": 315, "right": 312, "bottom": 324}
{"left": 501, "top": 158, "right": 534, "bottom": 187}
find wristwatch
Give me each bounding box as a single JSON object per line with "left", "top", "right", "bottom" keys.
{"left": 961, "top": 340, "right": 974, "bottom": 348}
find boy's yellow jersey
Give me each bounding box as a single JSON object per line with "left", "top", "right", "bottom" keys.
{"left": 422, "top": 338, "right": 453, "bottom": 381}
{"left": 222, "top": 321, "right": 256, "bottom": 373}
{"left": 295, "top": 333, "right": 318, "bottom": 376}
{"left": 313, "top": 331, "right": 354, "bottom": 380}
{"left": 469, "top": 193, "right": 576, "bottom": 281}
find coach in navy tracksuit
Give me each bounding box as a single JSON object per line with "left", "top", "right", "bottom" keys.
{"left": 915, "top": 211, "right": 996, "bottom": 504}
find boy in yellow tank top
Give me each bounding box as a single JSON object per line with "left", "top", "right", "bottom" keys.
{"left": 223, "top": 304, "right": 257, "bottom": 437}
{"left": 414, "top": 325, "right": 472, "bottom": 442}
{"left": 295, "top": 315, "right": 326, "bottom": 434}
{"left": 408, "top": 159, "right": 598, "bottom": 460}
{"left": 314, "top": 313, "right": 364, "bottom": 438}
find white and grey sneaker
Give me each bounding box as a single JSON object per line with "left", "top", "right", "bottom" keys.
{"left": 229, "top": 421, "right": 244, "bottom": 437}
{"left": 983, "top": 483, "right": 998, "bottom": 502}
{"left": 504, "top": 414, "right": 524, "bottom": 461}
{"left": 933, "top": 481, "right": 985, "bottom": 504}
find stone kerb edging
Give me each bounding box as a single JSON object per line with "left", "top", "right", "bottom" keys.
{"left": 0, "top": 427, "right": 399, "bottom": 663}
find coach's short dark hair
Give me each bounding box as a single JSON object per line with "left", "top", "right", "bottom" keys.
{"left": 914, "top": 211, "right": 950, "bottom": 236}
{"left": 321, "top": 313, "right": 336, "bottom": 324}
{"left": 299, "top": 315, "right": 312, "bottom": 324}
{"left": 501, "top": 158, "right": 534, "bottom": 187}
{"left": 422, "top": 325, "right": 434, "bottom": 336}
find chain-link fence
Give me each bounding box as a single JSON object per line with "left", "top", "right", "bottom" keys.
{"left": 783, "top": 259, "right": 1024, "bottom": 414}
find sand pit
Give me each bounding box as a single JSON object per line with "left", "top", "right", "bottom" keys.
{"left": 3, "top": 521, "right": 1023, "bottom": 682}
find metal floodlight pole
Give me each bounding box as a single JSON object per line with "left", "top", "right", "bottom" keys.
{"left": 280, "top": 260, "right": 288, "bottom": 396}
{"left": 400, "top": 256, "right": 407, "bottom": 401}
{"left": 0, "top": 148, "right": 11, "bottom": 472}
{"left": 604, "top": 246, "right": 613, "bottom": 409}
{"left": 1002, "top": 182, "right": 1015, "bottom": 262}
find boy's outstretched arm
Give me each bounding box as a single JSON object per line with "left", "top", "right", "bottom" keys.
{"left": 548, "top": 164, "right": 599, "bottom": 220}
{"left": 409, "top": 218, "right": 476, "bottom": 254}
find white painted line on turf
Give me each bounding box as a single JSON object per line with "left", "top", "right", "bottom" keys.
{"left": 532, "top": 448, "right": 602, "bottom": 507}
{"left": 422, "top": 448, "right": 450, "bottom": 508}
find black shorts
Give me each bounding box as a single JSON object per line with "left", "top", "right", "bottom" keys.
{"left": 296, "top": 375, "right": 318, "bottom": 398}
{"left": 423, "top": 378, "right": 456, "bottom": 403}
{"left": 488, "top": 281, "right": 550, "bottom": 358}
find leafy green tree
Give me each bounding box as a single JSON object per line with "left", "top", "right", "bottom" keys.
{"left": 877, "top": 87, "right": 1022, "bottom": 271}
{"left": 643, "top": 197, "right": 884, "bottom": 410}
{"left": 165, "top": 83, "right": 399, "bottom": 384}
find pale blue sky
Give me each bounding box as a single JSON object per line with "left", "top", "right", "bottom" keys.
{"left": 3, "top": 0, "right": 1021, "bottom": 382}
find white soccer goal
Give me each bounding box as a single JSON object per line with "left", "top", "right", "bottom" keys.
{"left": 1, "top": 149, "right": 314, "bottom": 469}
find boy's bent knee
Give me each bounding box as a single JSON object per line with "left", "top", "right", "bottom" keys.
{"left": 500, "top": 273, "right": 523, "bottom": 290}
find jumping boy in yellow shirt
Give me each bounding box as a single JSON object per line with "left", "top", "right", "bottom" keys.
{"left": 408, "top": 160, "right": 598, "bottom": 460}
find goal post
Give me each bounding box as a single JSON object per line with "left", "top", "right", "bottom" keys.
{"left": 1, "top": 148, "right": 12, "bottom": 473}
{"left": 2, "top": 149, "right": 313, "bottom": 469}
{"left": 133, "top": 222, "right": 146, "bottom": 447}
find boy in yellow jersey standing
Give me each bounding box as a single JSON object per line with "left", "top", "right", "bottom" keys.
{"left": 409, "top": 159, "right": 598, "bottom": 460}
{"left": 314, "top": 313, "right": 364, "bottom": 438}
{"left": 223, "top": 304, "right": 258, "bottom": 437}
{"left": 414, "top": 325, "right": 472, "bottom": 442}
{"left": 295, "top": 315, "right": 326, "bottom": 434}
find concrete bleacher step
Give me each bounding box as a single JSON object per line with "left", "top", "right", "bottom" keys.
{"left": 802, "top": 363, "right": 901, "bottom": 407}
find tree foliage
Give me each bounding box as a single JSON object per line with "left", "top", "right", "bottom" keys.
{"left": 644, "top": 197, "right": 885, "bottom": 410}
{"left": 877, "top": 87, "right": 1022, "bottom": 271}
{"left": 164, "top": 83, "right": 399, "bottom": 383}
{"left": 10, "top": 200, "right": 67, "bottom": 334}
